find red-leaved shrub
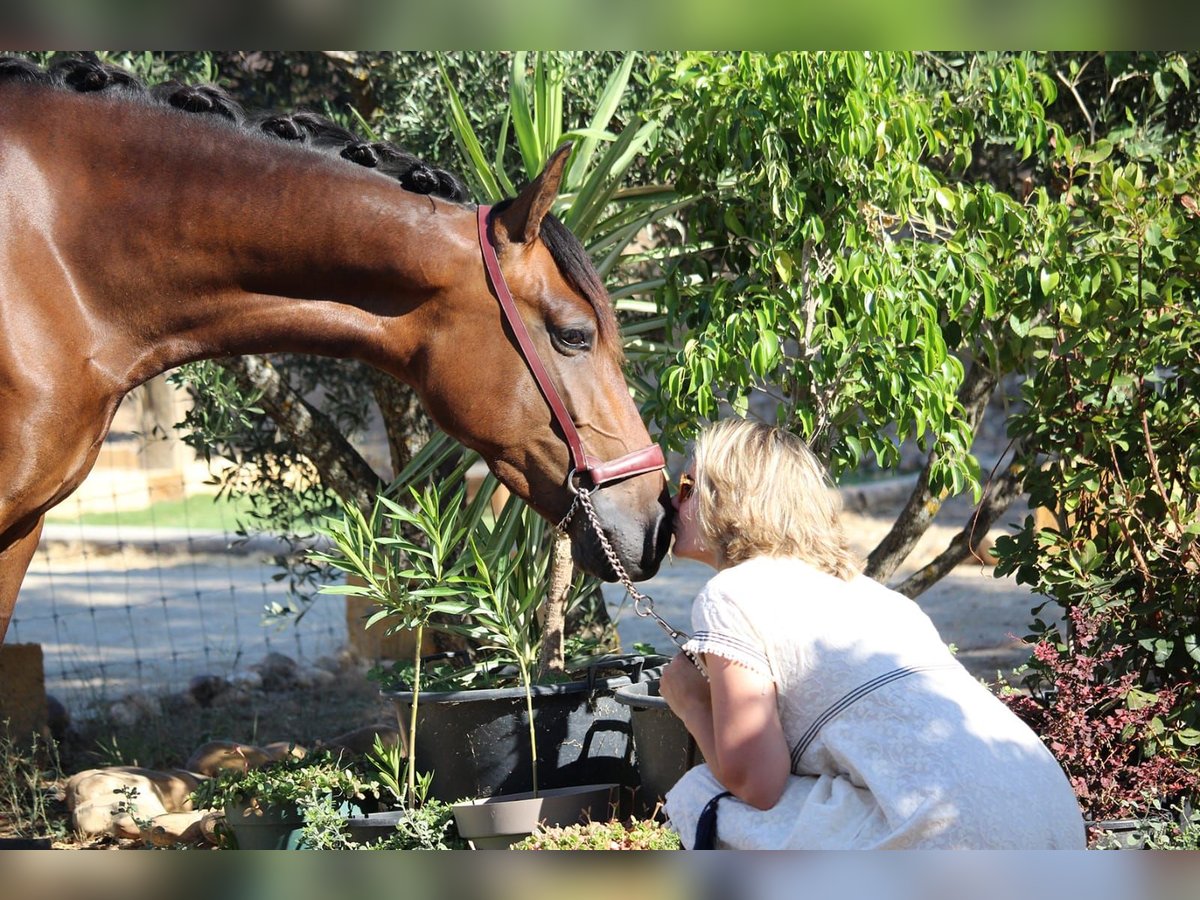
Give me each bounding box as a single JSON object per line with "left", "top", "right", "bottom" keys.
{"left": 1001, "top": 607, "right": 1199, "bottom": 824}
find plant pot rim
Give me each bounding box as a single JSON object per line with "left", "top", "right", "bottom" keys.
{"left": 613, "top": 679, "right": 669, "bottom": 709}
{"left": 451, "top": 782, "right": 619, "bottom": 809}
{"left": 383, "top": 654, "right": 666, "bottom": 704}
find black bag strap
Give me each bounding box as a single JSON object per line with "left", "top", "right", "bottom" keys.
{"left": 694, "top": 790, "right": 733, "bottom": 850}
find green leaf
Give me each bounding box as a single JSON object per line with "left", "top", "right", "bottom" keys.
{"left": 437, "top": 55, "right": 505, "bottom": 202}
{"left": 1039, "top": 268, "right": 1059, "bottom": 296}
{"left": 1184, "top": 634, "right": 1200, "bottom": 664}
{"left": 565, "top": 53, "right": 634, "bottom": 191}
{"left": 1079, "top": 139, "right": 1113, "bottom": 164}
{"left": 775, "top": 249, "right": 794, "bottom": 284}
{"left": 509, "top": 51, "right": 542, "bottom": 177}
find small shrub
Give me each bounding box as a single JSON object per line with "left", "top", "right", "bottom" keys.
{"left": 1000, "top": 607, "right": 1200, "bottom": 825}
{"left": 0, "top": 727, "right": 66, "bottom": 842}
{"left": 512, "top": 818, "right": 681, "bottom": 850}
{"left": 189, "top": 750, "right": 378, "bottom": 815}
{"left": 369, "top": 800, "right": 465, "bottom": 850}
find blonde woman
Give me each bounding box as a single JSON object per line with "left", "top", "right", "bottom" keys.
{"left": 658, "top": 419, "right": 1084, "bottom": 849}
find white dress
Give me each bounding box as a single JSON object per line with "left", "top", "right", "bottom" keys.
{"left": 663, "top": 556, "right": 1085, "bottom": 849}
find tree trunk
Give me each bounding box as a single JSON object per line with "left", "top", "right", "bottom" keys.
{"left": 895, "top": 449, "right": 1027, "bottom": 598}
{"left": 366, "top": 368, "right": 436, "bottom": 481}
{"left": 219, "top": 354, "right": 382, "bottom": 513}
{"left": 865, "top": 361, "right": 998, "bottom": 584}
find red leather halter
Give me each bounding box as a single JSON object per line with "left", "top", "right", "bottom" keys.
{"left": 476, "top": 204, "right": 666, "bottom": 492}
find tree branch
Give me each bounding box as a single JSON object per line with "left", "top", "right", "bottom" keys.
{"left": 1056, "top": 55, "right": 1100, "bottom": 145}
{"left": 219, "top": 354, "right": 382, "bottom": 513}
{"left": 894, "top": 445, "right": 1028, "bottom": 599}
{"left": 865, "top": 361, "right": 998, "bottom": 582}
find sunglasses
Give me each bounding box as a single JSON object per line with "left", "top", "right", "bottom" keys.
{"left": 677, "top": 472, "right": 696, "bottom": 503}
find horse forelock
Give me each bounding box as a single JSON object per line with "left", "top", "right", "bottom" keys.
{"left": 0, "top": 53, "right": 469, "bottom": 206}
{"left": 541, "top": 213, "right": 623, "bottom": 361}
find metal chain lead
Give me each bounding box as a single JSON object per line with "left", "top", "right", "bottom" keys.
{"left": 558, "top": 485, "right": 694, "bottom": 657}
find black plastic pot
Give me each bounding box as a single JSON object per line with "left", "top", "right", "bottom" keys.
{"left": 344, "top": 809, "right": 409, "bottom": 846}
{"left": 613, "top": 679, "right": 703, "bottom": 816}
{"left": 384, "top": 655, "right": 662, "bottom": 806}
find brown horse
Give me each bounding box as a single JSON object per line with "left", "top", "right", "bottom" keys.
{"left": 0, "top": 57, "right": 672, "bottom": 644}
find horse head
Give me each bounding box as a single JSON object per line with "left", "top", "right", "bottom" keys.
{"left": 404, "top": 146, "right": 673, "bottom": 582}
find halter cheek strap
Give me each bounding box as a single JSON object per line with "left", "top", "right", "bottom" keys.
{"left": 476, "top": 204, "right": 665, "bottom": 489}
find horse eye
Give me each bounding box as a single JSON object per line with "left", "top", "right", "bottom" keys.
{"left": 555, "top": 327, "right": 591, "bottom": 351}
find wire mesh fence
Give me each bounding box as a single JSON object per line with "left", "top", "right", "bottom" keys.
{"left": 10, "top": 472, "right": 347, "bottom": 712}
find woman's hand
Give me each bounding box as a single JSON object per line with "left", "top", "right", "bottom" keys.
{"left": 659, "top": 651, "right": 712, "bottom": 725}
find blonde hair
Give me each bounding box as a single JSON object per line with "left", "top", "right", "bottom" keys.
{"left": 690, "top": 419, "right": 860, "bottom": 580}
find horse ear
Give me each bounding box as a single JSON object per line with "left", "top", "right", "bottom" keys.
{"left": 495, "top": 143, "right": 571, "bottom": 245}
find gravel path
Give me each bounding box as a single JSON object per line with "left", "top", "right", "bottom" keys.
{"left": 14, "top": 480, "right": 1051, "bottom": 709}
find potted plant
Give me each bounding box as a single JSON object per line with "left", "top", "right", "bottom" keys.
{"left": 311, "top": 52, "right": 685, "bottom": 844}
{"left": 316, "top": 443, "right": 658, "bottom": 845}
{"left": 338, "top": 733, "right": 464, "bottom": 849}
{"left": 189, "top": 750, "right": 379, "bottom": 850}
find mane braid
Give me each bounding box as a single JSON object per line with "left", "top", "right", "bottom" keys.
{"left": 0, "top": 54, "right": 611, "bottom": 340}
{"left": 0, "top": 53, "right": 468, "bottom": 205}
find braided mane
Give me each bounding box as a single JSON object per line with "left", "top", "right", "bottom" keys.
{"left": 0, "top": 53, "right": 469, "bottom": 204}
{"left": 0, "top": 53, "right": 618, "bottom": 347}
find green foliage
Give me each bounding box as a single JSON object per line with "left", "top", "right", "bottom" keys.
{"left": 644, "top": 51, "right": 1060, "bottom": 496}
{"left": 0, "top": 728, "right": 65, "bottom": 841}
{"left": 294, "top": 787, "right": 462, "bottom": 850}
{"left": 367, "top": 798, "right": 464, "bottom": 850}
{"left": 189, "top": 750, "right": 378, "bottom": 815}
{"left": 313, "top": 435, "right": 597, "bottom": 689}
{"left": 314, "top": 434, "right": 598, "bottom": 797}
{"left": 993, "top": 136, "right": 1200, "bottom": 771}
{"left": 438, "top": 50, "right": 697, "bottom": 409}
{"left": 1091, "top": 797, "right": 1200, "bottom": 850}
{"left": 512, "top": 817, "right": 682, "bottom": 850}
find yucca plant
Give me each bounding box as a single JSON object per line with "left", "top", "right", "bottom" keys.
{"left": 314, "top": 433, "right": 594, "bottom": 799}
{"left": 438, "top": 51, "right": 697, "bottom": 385}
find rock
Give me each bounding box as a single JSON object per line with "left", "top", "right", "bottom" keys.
{"left": 185, "top": 741, "right": 274, "bottom": 777}
{"left": 187, "top": 674, "right": 231, "bottom": 707}
{"left": 45, "top": 695, "right": 70, "bottom": 742}
{"left": 107, "top": 692, "right": 163, "bottom": 728}
{"left": 321, "top": 723, "right": 401, "bottom": 756}
{"left": 184, "top": 740, "right": 307, "bottom": 778}
{"left": 228, "top": 670, "right": 263, "bottom": 692}
{"left": 296, "top": 666, "right": 337, "bottom": 688}
{"left": 147, "top": 811, "right": 210, "bottom": 847}
{"left": 109, "top": 812, "right": 142, "bottom": 840}
{"left": 66, "top": 767, "right": 203, "bottom": 837}
{"left": 261, "top": 741, "right": 306, "bottom": 762}
{"left": 199, "top": 810, "right": 225, "bottom": 846}
{"left": 314, "top": 654, "right": 343, "bottom": 674}
{"left": 251, "top": 652, "right": 300, "bottom": 690}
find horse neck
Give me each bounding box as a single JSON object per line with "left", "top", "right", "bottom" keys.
{"left": 23, "top": 89, "right": 475, "bottom": 390}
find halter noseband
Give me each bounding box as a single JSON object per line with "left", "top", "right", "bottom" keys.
{"left": 476, "top": 204, "right": 666, "bottom": 493}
